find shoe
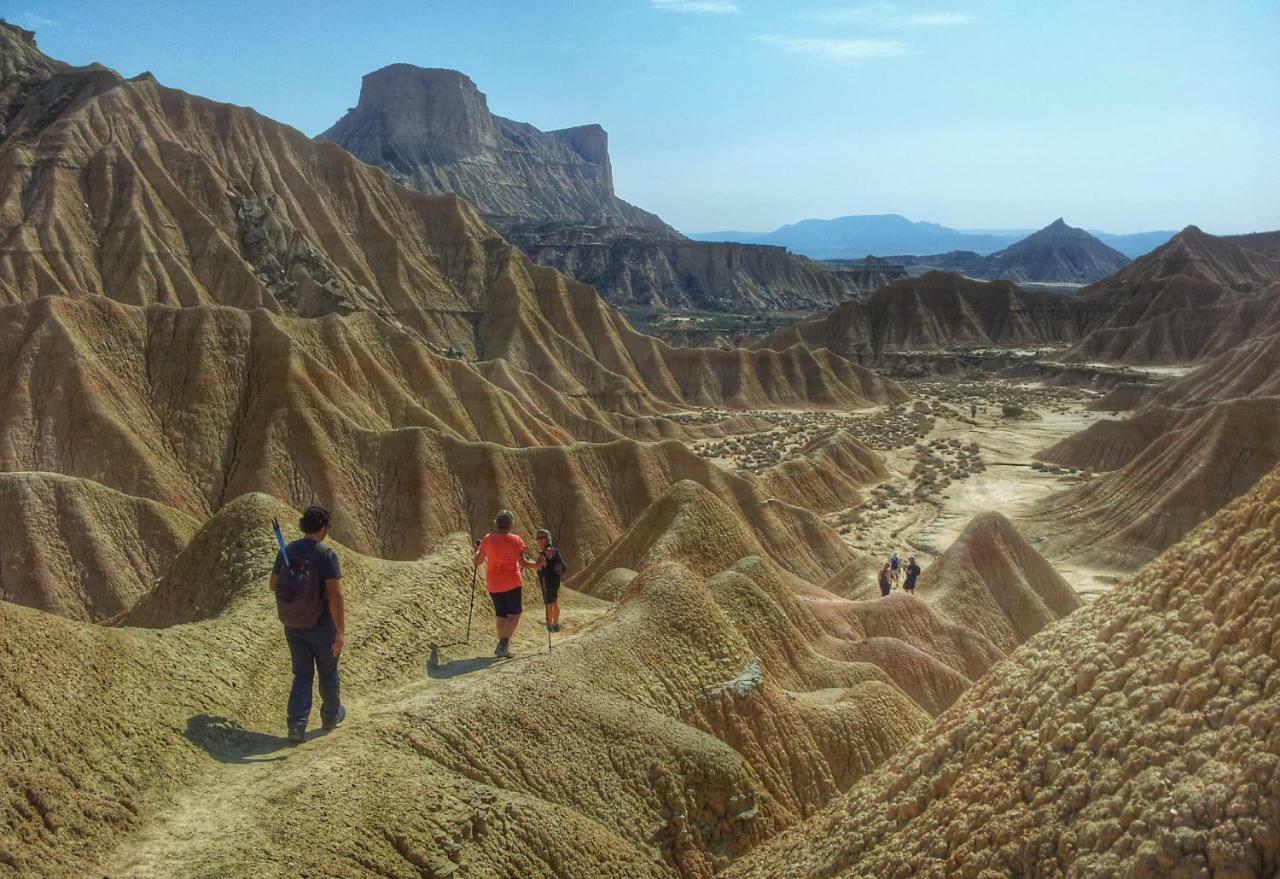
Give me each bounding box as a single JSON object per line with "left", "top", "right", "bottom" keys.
{"left": 287, "top": 724, "right": 305, "bottom": 744}
{"left": 322, "top": 705, "right": 347, "bottom": 731}
{"left": 495, "top": 643, "right": 514, "bottom": 658}
{"left": 550, "top": 624, "right": 561, "bottom": 633}
{"left": 494, "top": 642, "right": 504, "bottom": 657}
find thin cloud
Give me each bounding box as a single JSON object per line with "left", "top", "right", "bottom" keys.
{"left": 6, "top": 11, "right": 59, "bottom": 30}
{"left": 808, "top": 5, "right": 975, "bottom": 28}
{"left": 756, "top": 35, "right": 911, "bottom": 62}
{"left": 651, "top": 0, "right": 740, "bottom": 14}
{"left": 904, "top": 11, "right": 975, "bottom": 26}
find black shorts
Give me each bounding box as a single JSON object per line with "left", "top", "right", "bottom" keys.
{"left": 539, "top": 579, "right": 561, "bottom": 605}
{"left": 490, "top": 587, "right": 523, "bottom": 618}
{"left": 904, "top": 578, "right": 917, "bottom": 592}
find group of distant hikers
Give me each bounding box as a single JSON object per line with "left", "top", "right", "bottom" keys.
{"left": 878, "top": 551, "right": 922, "bottom": 596}
{"left": 269, "top": 505, "right": 564, "bottom": 744}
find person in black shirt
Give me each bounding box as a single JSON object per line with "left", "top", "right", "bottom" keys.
{"left": 878, "top": 563, "right": 892, "bottom": 597}
{"left": 270, "top": 505, "right": 346, "bottom": 743}
{"left": 903, "top": 556, "right": 922, "bottom": 594}
{"left": 533, "top": 528, "right": 564, "bottom": 633}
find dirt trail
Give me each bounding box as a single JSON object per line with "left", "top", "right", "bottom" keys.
{"left": 101, "top": 600, "right": 606, "bottom": 877}
{"left": 840, "top": 395, "right": 1132, "bottom": 600}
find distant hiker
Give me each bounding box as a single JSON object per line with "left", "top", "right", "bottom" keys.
{"left": 474, "top": 510, "right": 539, "bottom": 658}
{"left": 271, "top": 506, "right": 346, "bottom": 744}
{"left": 889, "top": 552, "right": 901, "bottom": 585}
{"left": 534, "top": 528, "right": 566, "bottom": 633}
{"left": 970, "top": 400, "right": 978, "bottom": 418}
{"left": 878, "top": 564, "right": 892, "bottom": 597}
{"left": 903, "top": 556, "right": 922, "bottom": 594}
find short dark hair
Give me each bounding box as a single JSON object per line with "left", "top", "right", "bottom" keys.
{"left": 495, "top": 509, "right": 515, "bottom": 531}
{"left": 300, "top": 506, "right": 331, "bottom": 534}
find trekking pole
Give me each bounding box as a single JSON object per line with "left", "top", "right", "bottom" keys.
{"left": 543, "top": 583, "right": 552, "bottom": 656}
{"left": 465, "top": 561, "right": 478, "bottom": 644}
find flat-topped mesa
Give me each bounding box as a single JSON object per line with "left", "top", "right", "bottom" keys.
{"left": 320, "top": 63, "right": 667, "bottom": 233}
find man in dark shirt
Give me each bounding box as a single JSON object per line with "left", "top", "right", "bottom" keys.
{"left": 271, "top": 505, "right": 346, "bottom": 744}
{"left": 903, "top": 556, "right": 922, "bottom": 594}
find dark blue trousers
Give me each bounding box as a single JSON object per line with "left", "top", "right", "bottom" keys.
{"left": 284, "top": 616, "right": 341, "bottom": 728}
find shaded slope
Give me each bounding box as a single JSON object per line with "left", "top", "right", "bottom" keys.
{"left": 1034, "top": 405, "right": 1205, "bottom": 472}
{"left": 1033, "top": 397, "right": 1280, "bottom": 566}
{"left": 0, "top": 472, "right": 198, "bottom": 620}
{"left": 756, "top": 272, "right": 1089, "bottom": 359}
{"left": 1064, "top": 226, "right": 1280, "bottom": 364}
{"left": 728, "top": 463, "right": 1280, "bottom": 879}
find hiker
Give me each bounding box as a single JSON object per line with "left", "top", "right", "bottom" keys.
{"left": 903, "top": 556, "right": 922, "bottom": 594}
{"left": 474, "top": 509, "right": 539, "bottom": 658}
{"left": 533, "top": 528, "right": 566, "bottom": 633}
{"left": 970, "top": 399, "right": 978, "bottom": 418}
{"left": 889, "top": 552, "right": 901, "bottom": 586}
{"left": 270, "top": 505, "right": 346, "bottom": 744}
{"left": 878, "top": 563, "right": 892, "bottom": 597}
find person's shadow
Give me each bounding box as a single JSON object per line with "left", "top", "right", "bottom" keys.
{"left": 185, "top": 715, "right": 290, "bottom": 764}
{"left": 427, "top": 643, "right": 502, "bottom": 679}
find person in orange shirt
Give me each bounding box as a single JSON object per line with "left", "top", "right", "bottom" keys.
{"left": 473, "top": 509, "right": 539, "bottom": 658}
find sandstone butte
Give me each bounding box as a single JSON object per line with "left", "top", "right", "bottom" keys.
{"left": 318, "top": 63, "right": 875, "bottom": 312}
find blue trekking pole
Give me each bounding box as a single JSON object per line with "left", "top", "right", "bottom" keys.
{"left": 272, "top": 517, "right": 290, "bottom": 566}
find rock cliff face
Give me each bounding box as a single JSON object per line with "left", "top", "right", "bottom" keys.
{"left": 516, "top": 232, "right": 865, "bottom": 310}
{"left": 318, "top": 65, "right": 669, "bottom": 233}
{"left": 320, "top": 64, "right": 875, "bottom": 311}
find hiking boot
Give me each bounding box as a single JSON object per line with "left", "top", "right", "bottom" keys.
{"left": 549, "top": 624, "right": 561, "bottom": 633}
{"left": 322, "top": 705, "right": 347, "bottom": 731}
{"left": 495, "top": 643, "right": 514, "bottom": 658}
{"left": 287, "top": 724, "right": 305, "bottom": 745}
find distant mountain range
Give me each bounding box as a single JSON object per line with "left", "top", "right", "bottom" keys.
{"left": 690, "top": 215, "right": 1178, "bottom": 261}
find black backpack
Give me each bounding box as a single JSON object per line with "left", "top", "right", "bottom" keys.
{"left": 273, "top": 519, "right": 325, "bottom": 628}
{"left": 545, "top": 546, "right": 567, "bottom": 578}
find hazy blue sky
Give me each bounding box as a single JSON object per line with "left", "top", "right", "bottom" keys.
{"left": 13, "top": 1, "right": 1279, "bottom": 234}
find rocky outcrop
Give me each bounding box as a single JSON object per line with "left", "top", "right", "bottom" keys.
{"left": 516, "top": 231, "right": 866, "bottom": 310}
{"left": 318, "top": 64, "right": 669, "bottom": 233}
{"left": 319, "top": 64, "right": 878, "bottom": 311}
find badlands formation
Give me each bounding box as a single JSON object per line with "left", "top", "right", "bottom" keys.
{"left": 2, "top": 22, "right": 1279, "bottom": 879}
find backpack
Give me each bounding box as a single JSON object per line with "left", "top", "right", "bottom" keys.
{"left": 273, "top": 518, "right": 325, "bottom": 629}
{"left": 550, "top": 547, "right": 567, "bottom": 578}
